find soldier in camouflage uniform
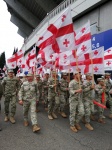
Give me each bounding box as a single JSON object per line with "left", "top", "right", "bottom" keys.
{"left": 59, "top": 72, "right": 69, "bottom": 118}
{"left": 82, "top": 73, "right": 94, "bottom": 131}
{"left": 18, "top": 73, "right": 40, "bottom": 132}
{"left": 35, "top": 74, "right": 43, "bottom": 112}
{"left": 95, "top": 78, "right": 106, "bottom": 123}
{"left": 42, "top": 73, "right": 49, "bottom": 110}
{"left": 2, "top": 69, "right": 19, "bottom": 124}
{"left": 105, "top": 73, "right": 112, "bottom": 119}
{"left": 69, "top": 71, "right": 84, "bottom": 132}
{"left": 0, "top": 77, "right": 3, "bottom": 131}
{"left": 47, "top": 71, "right": 60, "bottom": 120}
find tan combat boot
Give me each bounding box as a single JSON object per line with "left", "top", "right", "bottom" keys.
{"left": 10, "top": 117, "right": 16, "bottom": 124}
{"left": 48, "top": 115, "right": 53, "bottom": 120}
{"left": 4, "top": 116, "right": 9, "bottom": 122}
{"left": 70, "top": 126, "right": 78, "bottom": 133}
{"left": 60, "top": 112, "right": 67, "bottom": 118}
{"left": 52, "top": 112, "right": 58, "bottom": 119}
{"left": 109, "top": 114, "right": 112, "bottom": 119}
{"left": 24, "top": 121, "right": 29, "bottom": 127}
{"left": 75, "top": 123, "right": 82, "bottom": 130}
{"left": 98, "top": 118, "right": 106, "bottom": 124}
{"left": 85, "top": 123, "right": 94, "bottom": 131}
{"left": 32, "top": 125, "right": 40, "bottom": 132}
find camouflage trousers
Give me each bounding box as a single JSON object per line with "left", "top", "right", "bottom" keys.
{"left": 23, "top": 100, "right": 38, "bottom": 125}
{"left": 69, "top": 97, "right": 84, "bottom": 126}
{"left": 4, "top": 94, "right": 17, "bottom": 117}
{"left": 83, "top": 99, "right": 94, "bottom": 123}
{"left": 39, "top": 90, "right": 43, "bottom": 101}
{"left": 43, "top": 92, "right": 48, "bottom": 108}
{"left": 59, "top": 94, "right": 67, "bottom": 112}
{"left": 48, "top": 94, "right": 60, "bottom": 115}
{"left": 96, "top": 98, "right": 104, "bottom": 119}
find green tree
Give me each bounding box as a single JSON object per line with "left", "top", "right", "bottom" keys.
{"left": 0, "top": 51, "right": 6, "bottom": 69}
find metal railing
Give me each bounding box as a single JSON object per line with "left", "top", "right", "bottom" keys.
{"left": 24, "top": 0, "right": 77, "bottom": 44}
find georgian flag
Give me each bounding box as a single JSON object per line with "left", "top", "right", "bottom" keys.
{"left": 104, "top": 47, "right": 112, "bottom": 70}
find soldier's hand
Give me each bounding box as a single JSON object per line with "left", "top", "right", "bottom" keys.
{"left": 53, "top": 84, "right": 57, "bottom": 87}
{"left": 18, "top": 100, "right": 23, "bottom": 105}
{"left": 91, "top": 85, "right": 95, "bottom": 89}
{"left": 66, "top": 88, "right": 69, "bottom": 91}
{"left": 102, "top": 86, "right": 106, "bottom": 90}
{"left": 76, "top": 89, "right": 82, "bottom": 93}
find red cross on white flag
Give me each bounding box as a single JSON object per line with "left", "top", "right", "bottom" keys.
{"left": 104, "top": 47, "right": 112, "bottom": 70}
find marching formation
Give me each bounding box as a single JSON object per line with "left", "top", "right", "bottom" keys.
{"left": 0, "top": 69, "right": 112, "bottom": 133}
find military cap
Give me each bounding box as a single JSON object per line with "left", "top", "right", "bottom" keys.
{"left": 62, "top": 72, "right": 68, "bottom": 76}
{"left": 36, "top": 74, "right": 40, "bottom": 77}
{"left": 85, "top": 73, "right": 92, "bottom": 76}
{"left": 52, "top": 71, "right": 56, "bottom": 74}
{"left": 97, "top": 78, "right": 104, "bottom": 82}
{"left": 8, "top": 69, "right": 14, "bottom": 73}
{"left": 27, "top": 73, "right": 33, "bottom": 77}
{"left": 105, "top": 73, "right": 111, "bottom": 76}
{"left": 73, "top": 71, "right": 80, "bottom": 75}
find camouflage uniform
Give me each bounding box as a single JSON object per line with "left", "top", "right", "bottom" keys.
{"left": 95, "top": 83, "right": 105, "bottom": 119}
{"left": 42, "top": 78, "right": 49, "bottom": 108}
{"left": 69, "top": 79, "right": 84, "bottom": 127}
{"left": 19, "top": 80, "right": 39, "bottom": 125}
{"left": 48, "top": 77, "right": 60, "bottom": 115}
{"left": 105, "top": 79, "right": 112, "bottom": 114}
{"left": 2, "top": 76, "right": 19, "bottom": 117}
{"left": 59, "top": 77, "right": 68, "bottom": 113}
{"left": 82, "top": 80, "right": 94, "bottom": 123}
{"left": 36, "top": 78, "right": 43, "bottom": 102}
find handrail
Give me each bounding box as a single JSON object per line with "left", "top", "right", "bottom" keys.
{"left": 24, "top": 0, "right": 77, "bottom": 44}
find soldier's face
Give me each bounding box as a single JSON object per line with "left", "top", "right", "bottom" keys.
{"left": 27, "top": 76, "right": 33, "bottom": 81}
{"left": 100, "top": 81, "right": 104, "bottom": 86}
{"left": 106, "top": 75, "right": 110, "bottom": 79}
{"left": 63, "top": 75, "right": 68, "bottom": 79}
{"left": 45, "top": 74, "right": 49, "bottom": 79}
{"left": 8, "top": 72, "right": 13, "bottom": 77}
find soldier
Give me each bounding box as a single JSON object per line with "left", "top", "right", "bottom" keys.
{"left": 42, "top": 73, "right": 49, "bottom": 110}
{"left": 35, "top": 74, "right": 43, "bottom": 112}
{"left": 47, "top": 71, "right": 60, "bottom": 120}
{"left": 82, "top": 73, "right": 94, "bottom": 131}
{"left": 105, "top": 73, "right": 112, "bottom": 119}
{"left": 18, "top": 73, "right": 40, "bottom": 132}
{"left": 69, "top": 71, "right": 84, "bottom": 132}
{"left": 95, "top": 78, "right": 106, "bottom": 123}
{"left": 2, "top": 69, "right": 19, "bottom": 124}
{"left": 59, "top": 72, "right": 69, "bottom": 118}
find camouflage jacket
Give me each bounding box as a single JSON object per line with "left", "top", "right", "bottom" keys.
{"left": 19, "top": 81, "right": 39, "bottom": 101}
{"left": 95, "top": 84, "right": 104, "bottom": 100}
{"left": 82, "top": 80, "right": 93, "bottom": 99}
{"left": 48, "top": 77, "right": 60, "bottom": 95}
{"left": 42, "top": 78, "right": 49, "bottom": 94}
{"left": 59, "top": 78, "right": 68, "bottom": 95}
{"left": 36, "top": 79, "right": 43, "bottom": 92}
{"left": 105, "top": 79, "right": 112, "bottom": 94}
{"left": 69, "top": 79, "right": 82, "bottom": 99}
{"left": 2, "top": 77, "right": 19, "bottom": 95}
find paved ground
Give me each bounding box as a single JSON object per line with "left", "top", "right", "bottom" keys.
{"left": 0, "top": 99, "right": 112, "bottom": 150}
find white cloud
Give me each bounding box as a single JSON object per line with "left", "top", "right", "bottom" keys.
{"left": 0, "top": 1, "right": 23, "bottom": 59}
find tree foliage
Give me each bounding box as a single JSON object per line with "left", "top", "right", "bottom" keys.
{"left": 0, "top": 51, "right": 6, "bottom": 69}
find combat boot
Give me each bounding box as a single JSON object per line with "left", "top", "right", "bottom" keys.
{"left": 60, "top": 112, "right": 67, "bottom": 118}
{"left": 90, "top": 115, "right": 96, "bottom": 121}
{"left": 109, "top": 114, "right": 112, "bottom": 119}
{"left": 85, "top": 123, "right": 94, "bottom": 131}
{"left": 52, "top": 112, "right": 58, "bottom": 119}
{"left": 98, "top": 118, "right": 106, "bottom": 124}
{"left": 24, "top": 121, "right": 29, "bottom": 127}
{"left": 10, "top": 117, "right": 16, "bottom": 124}
{"left": 48, "top": 115, "right": 53, "bottom": 120}
{"left": 70, "top": 126, "right": 78, "bottom": 133}
{"left": 32, "top": 125, "right": 40, "bottom": 132}
{"left": 75, "top": 123, "right": 82, "bottom": 130}
{"left": 4, "top": 116, "right": 9, "bottom": 122}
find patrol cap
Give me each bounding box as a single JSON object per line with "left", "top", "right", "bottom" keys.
{"left": 85, "top": 73, "right": 92, "bottom": 77}
{"left": 97, "top": 78, "right": 104, "bottom": 82}
{"left": 8, "top": 69, "right": 14, "bottom": 73}
{"left": 27, "top": 73, "right": 33, "bottom": 77}
{"left": 62, "top": 72, "right": 68, "bottom": 76}
{"left": 36, "top": 74, "right": 40, "bottom": 77}
{"left": 52, "top": 70, "right": 56, "bottom": 74}
{"left": 105, "top": 73, "right": 111, "bottom": 76}
{"left": 73, "top": 71, "right": 80, "bottom": 75}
